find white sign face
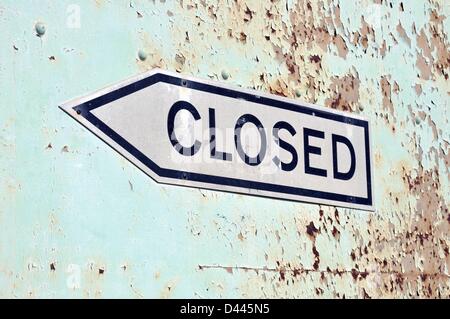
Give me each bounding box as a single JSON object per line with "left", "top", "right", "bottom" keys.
{"left": 60, "top": 69, "right": 374, "bottom": 211}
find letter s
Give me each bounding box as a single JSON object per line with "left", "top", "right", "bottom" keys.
{"left": 272, "top": 121, "right": 298, "bottom": 171}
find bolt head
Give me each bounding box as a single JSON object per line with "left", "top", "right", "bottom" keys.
{"left": 221, "top": 70, "right": 230, "bottom": 80}
{"left": 138, "top": 49, "right": 147, "bottom": 61}
{"left": 35, "top": 22, "right": 46, "bottom": 36}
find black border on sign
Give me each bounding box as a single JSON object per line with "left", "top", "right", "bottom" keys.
{"left": 71, "top": 72, "right": 372, "bottom": 207}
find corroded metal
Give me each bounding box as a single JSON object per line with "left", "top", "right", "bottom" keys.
{"left": 0, "top": 0, "right": 448, "bottom": 298}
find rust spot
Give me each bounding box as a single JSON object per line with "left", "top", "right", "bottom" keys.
{"left": 306, "top": 221, "right": 319, "bottom": 237}
{"left": 309, "top": 55, "right": 321, "bottom": 63}
{"left": 174, "top": 53, "right": 186, "bottom": 71}
{"left": 396, "top": 22, "right": 411, "bottom": 47}
{"left": 332, "top": 226, "right": 340, "bottom": 240}
{"left": 268, "top": 78, "right": 289, "bottom": 97}
{"left": 416, "top": 54, "right": 432, "bottom": 80}
{"left": 333, "top": 35, "right": 348, "bottom": 58}
{"left": 320, "top": 271, "right": 325, "bottom": 281}
{"left": 243, "top": 5, "right": 253, "bottom": 22}
{"left": 239, "top": 32, "right": 247, "bottom": 43}
{"left": 380, "top": 76, "right": 394, "bottom": 115}
{"left": 334, "top": 209, "right": 340, "bottom": 225}
{"left": 393, "top": 81, "right": 400, "bottom": 94}
{"left": 312, "top": 245, "right": 320, "bottom": 270}
{"left": 418, "top": 9, "right": 450, "bottom": 80}
{"left": 279, "top": 269, "right": 286, "bottom": 281}
{"left": 359, "top": 17, "right": 375, "bottom": 51}
{"left": 325, "top": 72, "right": 360, "bottom": 112}
{"left": 395, "top": 273, "right": 405, "bottom": 290}
{"left": 379, "top": 40, "right": 387, "bottom": 57}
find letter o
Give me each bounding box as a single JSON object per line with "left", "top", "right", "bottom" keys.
{"left": 234, "top": 114, "right": 267, "bottom": 166}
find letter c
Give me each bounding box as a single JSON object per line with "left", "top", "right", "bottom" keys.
{"left": 167, "top": 101, "right": 201, "bottom": 156}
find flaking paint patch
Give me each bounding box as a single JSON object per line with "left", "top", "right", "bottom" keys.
{"left": 325, "top": 70, "right": 361, "bottom": 112}
{"left": 380, "top": 75, "right": 394, "bottom": 116}
{"left": 0, "top": 0, "right": 449, "bottom": 298}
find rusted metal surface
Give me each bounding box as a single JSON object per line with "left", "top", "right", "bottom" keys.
{"left": 0, "top": 0, "right": 449, "bottom": 298}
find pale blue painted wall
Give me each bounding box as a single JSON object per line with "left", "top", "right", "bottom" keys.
{"left": 0, "top": 0, "right": 449, "bottom": 298}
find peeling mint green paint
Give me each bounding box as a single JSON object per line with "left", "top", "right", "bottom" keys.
{"left": 1, "top": 0, "right": 449, "bottom": 298}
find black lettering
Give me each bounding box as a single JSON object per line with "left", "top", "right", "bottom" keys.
{"left": 332, "top": 134, "right": 356, "bottom": 180}
{"left": 234, "top": 114, "right": 267, "bottom": 166}
{"left": 167, "top": 101, "right": 201, "bottom": 156}
{"left": 209, "top": 108, "right": 232, "bottom": 161}
{"left": 303, "top": 128, "right": 327, "bottom": 177}
{"left": 272, "top": 121, "right": 298, "bottom": 171}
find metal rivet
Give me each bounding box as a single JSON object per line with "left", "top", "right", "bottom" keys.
{"left": 295, "top": 89, "right": 302, "bottom": 98}
{"left": 221, "top": 70, "right": 230, "bottom": 80}
{"left": 35, "top": 22, "right": 46, "bottom": 37}
{"left": 138, "top": 49, "right": 147, "bottom": 61}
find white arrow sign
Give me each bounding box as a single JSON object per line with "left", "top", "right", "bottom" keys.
{"left": 60, "top": 69, "right": 374, "bottom": 211}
